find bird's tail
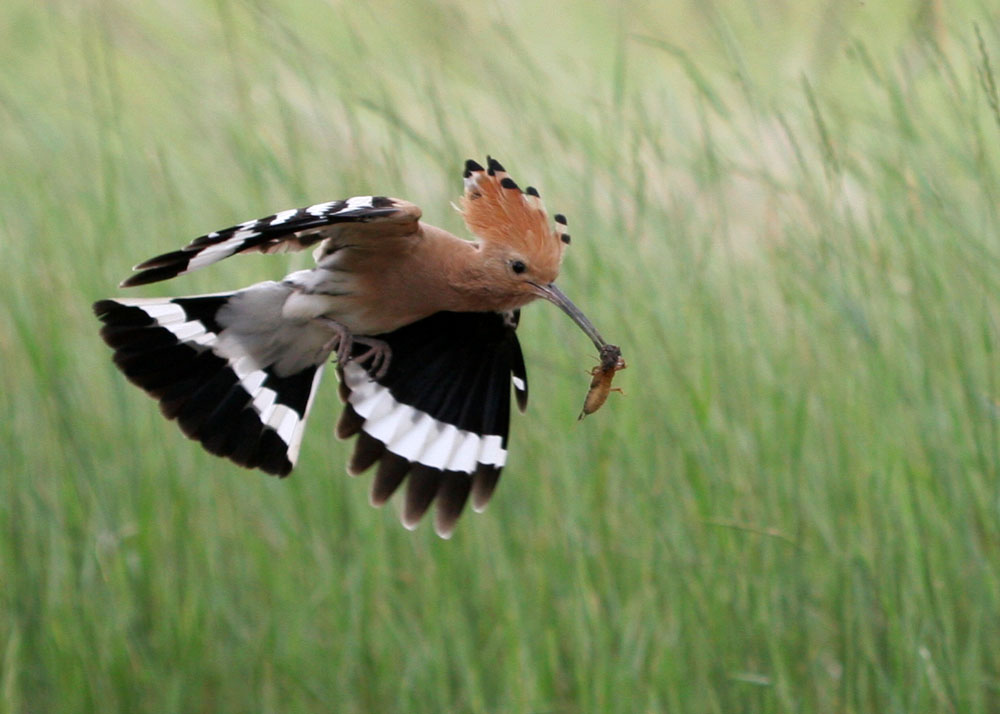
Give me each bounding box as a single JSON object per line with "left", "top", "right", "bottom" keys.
{"left": 93, "top": 293, "right": 326, "bottom": 476}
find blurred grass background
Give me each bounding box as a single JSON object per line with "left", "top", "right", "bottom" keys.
{"left": 3, "top": 0, "right": 1000, "bottom": 711}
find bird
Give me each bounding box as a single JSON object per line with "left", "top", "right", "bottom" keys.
{"left": 93, "top": 157, "right": 609, "bottom": 537}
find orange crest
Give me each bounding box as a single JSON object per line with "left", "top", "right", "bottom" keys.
{"left": 459, "top": 157, "right": 569, "bottom": 273}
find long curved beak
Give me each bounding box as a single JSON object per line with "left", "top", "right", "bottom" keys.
{"left": 533, "top": 282, "right": 607, "bottom": 351}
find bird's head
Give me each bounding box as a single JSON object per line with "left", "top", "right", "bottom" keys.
{"left": 459, "top": 157, "right": 605, "bottom": 351}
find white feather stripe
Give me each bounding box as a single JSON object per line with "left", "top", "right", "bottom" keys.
{"left": 258, "top": 401, "right": 277, "bottom": 425}
{"left": 286, "top": 419, "right": 308, "bottom": 464}
{"left": 189, "top": 332, "right": 217, "bottom": 347}
{"left": 253, "top": 389, "right": 277, "bottom": 418}
{"left": 231, "top": 355, "right": 259, "bottom": 381}
{"left": 164, "top": 320, "right": 208, "bottom": 341}
{"left": 187, "top": 231, "right": 257, "bottom": 271}
{"left": 239, "top": 369, "right": 267, "bottom": 397}
{"left": 387, "top": 412, "right": 438, "bottom": 463}
{"left": 286, "top": 365, "right": 325, "bottom": 463}
{"left": 306, "top": 201, "right": 337, "bottom": 216}
{"left": 351, "top": 385, "right": 396, "bottom": 423}
{"left": 344, "top": 362, "right": 505, "bottom": 472}
{"left": 139, "top": 302, "right": 186, "bottom": 323}
{"left": 364, "top": 403, "right": 417, "bottom": 446}
{"left": 345, "top": 374, "right": 378, "bottom": 404}
{"left": 269, "top": 405, "right": 300, "bottom": 445}
{"left": 479, "top": 435, "right": 506, "bottom": 468}
{"left": 449, "top": 432, "right": 481, "bottom": 474}
{"left": 343, "top": 361, "right": 375, "bottom": 394}
{"left": 344, "top": 363, "right": 398, "bottom": 422}
{"left": 420, "top": 424, "right": 460, "bottom": 471}
{"left": 270, "top": 209, "right": 298, "bottom": 226}
{"left": 344, "top": 195, "right": 374, "bottom": 211}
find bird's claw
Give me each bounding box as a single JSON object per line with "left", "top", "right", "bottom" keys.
{"left": 316, "top": 318, "right": 391, "bottom": 380}
{"left": 350, "top": 338, "right": 392, "bottom": 381}
{"left": 319, "top": 318, "right": 353, "bottom": 364}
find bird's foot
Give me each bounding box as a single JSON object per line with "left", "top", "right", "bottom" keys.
{"left": 316, "top": 318, "right": 391, "bottom": 380}
{"left": 351, "top": 337, "right": 392, "bottom": 380}
{"left": 318, "top": 317, "right": 354, "bottom": 365}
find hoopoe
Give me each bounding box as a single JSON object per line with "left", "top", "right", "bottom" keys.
{"left": 94, "top": 157, "right": 611, "bottom": 537}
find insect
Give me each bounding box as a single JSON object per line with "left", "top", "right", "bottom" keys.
{"left": 94, "top": 157, "right": 620, "bottom": 537}
{"left": 579, "top": 343, "right": 626, "bottom": 419}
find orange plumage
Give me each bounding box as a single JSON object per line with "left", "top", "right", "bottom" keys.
{"left": 459, "top": 157, "right": 566, "bottom": 279}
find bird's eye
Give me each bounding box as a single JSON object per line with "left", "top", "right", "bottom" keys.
{"left": 510, "top": 260, "right": 527, "bottom": 275}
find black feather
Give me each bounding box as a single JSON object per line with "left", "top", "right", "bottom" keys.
{"left": 371, "top": 453, "right": 410, "bottom": 506}
{"left": 348, "top": 431, "right": 386, "bottom": 475}
{"left": 435, "top": 471, "right": 473, "bottom": 538}
{"left": 403, "top": 465, "right": 441, "bottom": 528}
{"left": 336, "top": 404, "right": 364, "bottom": 440}
{"left": 471, "top": 464, "right": 502, "bottom": 512}
{"left": 464, "top": 159, "right": 484, "bottom": 176}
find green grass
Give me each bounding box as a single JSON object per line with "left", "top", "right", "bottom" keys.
{"left": 3, "top": 1, "right": 1000, "bottom": 712}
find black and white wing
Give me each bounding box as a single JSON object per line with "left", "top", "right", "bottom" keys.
{"left": 336, "top": 310, "right": 529, "bottom": 538}
{"left": 121, "top": 196, "right": 421, "bottom": 287}
{"left": 93, "top": 294, "right": 326, "bottom": 476}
